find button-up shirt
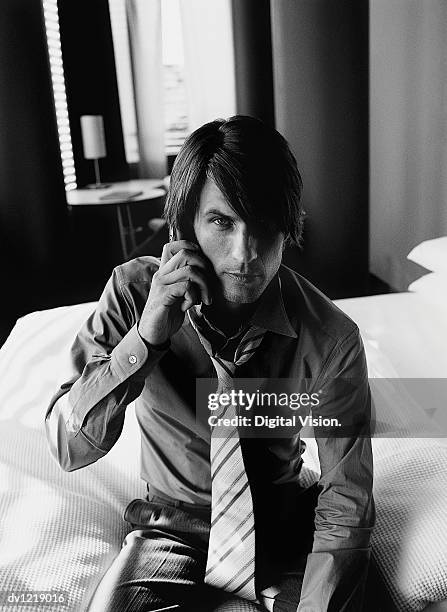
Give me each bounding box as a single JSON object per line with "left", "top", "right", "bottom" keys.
{"left": 45, "top": 256, "right": 375, "bottom": 611}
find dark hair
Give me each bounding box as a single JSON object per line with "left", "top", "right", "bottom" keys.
{"left": 164, "top": 115, "right": 304, "bottom": 246}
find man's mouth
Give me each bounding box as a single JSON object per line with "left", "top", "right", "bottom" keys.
{"left": 225, "top": 272, "right": 262, "bottom": 282}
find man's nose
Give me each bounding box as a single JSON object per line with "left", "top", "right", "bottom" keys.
{"left": 231, "top": 227, "right": 257, "bottom": 265}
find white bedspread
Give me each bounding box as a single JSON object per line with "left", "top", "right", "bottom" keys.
{"left": 0, "top": 303, "right": 145, "bottom": 612}
{"left": 0, "top": 292, "right": 446, "bottom": 611}
{"left": 337, "top": 293, "right": 447, "bottom": 611}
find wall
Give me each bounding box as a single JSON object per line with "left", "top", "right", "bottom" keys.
{"left": 270, "top": 0, "right": 369, "bottom": 298}
{"left": 370, "top": 0, "right": 447, "bottom": 290}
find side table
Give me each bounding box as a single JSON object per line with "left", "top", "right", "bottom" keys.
{"left": 66, "top": 179, "right": 166, "bottom": 260}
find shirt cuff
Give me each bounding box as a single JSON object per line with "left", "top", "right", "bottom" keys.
{"left": 297, "top": 548, "right": 371, "bottom": 611}
{"left": 110, "top": 324, "right": 169, "bottom": 381}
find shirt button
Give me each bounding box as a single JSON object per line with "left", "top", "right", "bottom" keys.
{"left": 128, "top": 354, "right": 137, "bottom": 365}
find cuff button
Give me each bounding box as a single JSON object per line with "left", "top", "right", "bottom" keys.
{"left": 128, "top": 354, "right": 138, "bottom": 365}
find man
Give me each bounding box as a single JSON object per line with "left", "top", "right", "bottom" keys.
{"left": 45, "top": 115, "right": 375, "bottom": 611}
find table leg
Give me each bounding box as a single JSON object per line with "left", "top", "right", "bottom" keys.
{"left": 125, "top": 204, "right": 138, "bottom": 253}
{"left": 116, "top": 205, "right": 128, "bottom": 260}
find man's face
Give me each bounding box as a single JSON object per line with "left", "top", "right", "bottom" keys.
{"left": 193, "top": 177, "right": 285, "bottom": 304}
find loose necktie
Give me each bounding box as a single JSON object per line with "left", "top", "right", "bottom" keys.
{"left": 188, "top": 307, "right": 266, "bottom": 601}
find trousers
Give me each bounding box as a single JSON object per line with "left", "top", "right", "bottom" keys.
{"left": 86, "top": 484, "right": 320, "bottom": 612}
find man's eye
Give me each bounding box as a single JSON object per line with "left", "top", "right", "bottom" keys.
{"left": 212, "top": 217, "right": 232, "bottom": 229}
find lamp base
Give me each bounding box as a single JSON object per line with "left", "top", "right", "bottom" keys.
{"left": 85, "top": 182, "right": 112, "bottom": 189}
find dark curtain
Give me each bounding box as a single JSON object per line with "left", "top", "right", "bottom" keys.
{"left": 271, "top": 0, "right": 369, "bottom": 298}
{"left": 231, "top": 1, "right": 369, "bottom": 298}
{"left": 231, "top": 0, "right": 275, "bottom": 126}
{"left": 0, "top": 0, "right": 68, "bottom": 343}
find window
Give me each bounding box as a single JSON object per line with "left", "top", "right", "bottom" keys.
{"left": 108, "top": 0, "right": 139, "bottom": 163}
{"left": 109, "top": 0, "right": 189, "bottom": 162}
{"left": 44, "top": 0, "right": 234, "bottom": 183}
{"left": 161, "top": 0, "right": 188, "bottom": 155}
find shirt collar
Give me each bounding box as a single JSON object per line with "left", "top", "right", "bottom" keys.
{"left": 191, "top": 270, "right": 297, "bottom": 340}
{"left": 250, "top": 272, "right": 297, "bottom": 338}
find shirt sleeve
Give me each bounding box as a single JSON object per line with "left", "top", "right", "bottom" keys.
{"left": 44, "top": 266, "right": 168, "bottom": 472}
{"left": 296, "top": 328, "right": 375, "bottom": 612}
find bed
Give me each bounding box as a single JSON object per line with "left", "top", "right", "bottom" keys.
{"left": 1, "top": 248, "right": 446, "bottom": 611}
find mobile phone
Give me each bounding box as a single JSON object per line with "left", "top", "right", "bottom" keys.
{"left": 169, "top": 224, "right": 195, "bottom": 244}
{"left": 168, "top": 224, "right": 213, "bottom": 305}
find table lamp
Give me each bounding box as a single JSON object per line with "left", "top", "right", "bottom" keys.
{"left": 80, "top": 115, "right": 111, "bottom": 189}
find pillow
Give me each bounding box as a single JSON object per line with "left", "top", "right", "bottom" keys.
{"left": 408, "top": 271, "right": 447, "bottom": 292}
{"left": 408, "top": 272, "right": 447, "bottom": 306}
{"left": 407, "top": 236, "right": 447, "bottom": 273}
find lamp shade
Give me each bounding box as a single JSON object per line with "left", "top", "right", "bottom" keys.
{"left": 80, "top": 115, "right": 106, "bottom": 159}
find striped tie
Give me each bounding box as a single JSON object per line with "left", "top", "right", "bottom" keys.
{"left": 188, "top": 307, "right": 266, "bottom": 601}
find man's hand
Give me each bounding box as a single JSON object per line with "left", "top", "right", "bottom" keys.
{"left": 138, "top": 240, "right": 212, "bottom": 346}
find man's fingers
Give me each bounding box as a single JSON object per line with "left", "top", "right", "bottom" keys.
{"left": 160, "top": 248, "right": 206, "bottom": 276}
{"left": 165, "top": 281, "right": 198, "bottom": 312}
{"left": 181, "top": 289, "right": 198, "bottom": 312}
{"left": 160, "top": 266, "right": 212, "bottom": 305}
{"left": 160, "top": 240, "right": 199, "bottom": 267}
